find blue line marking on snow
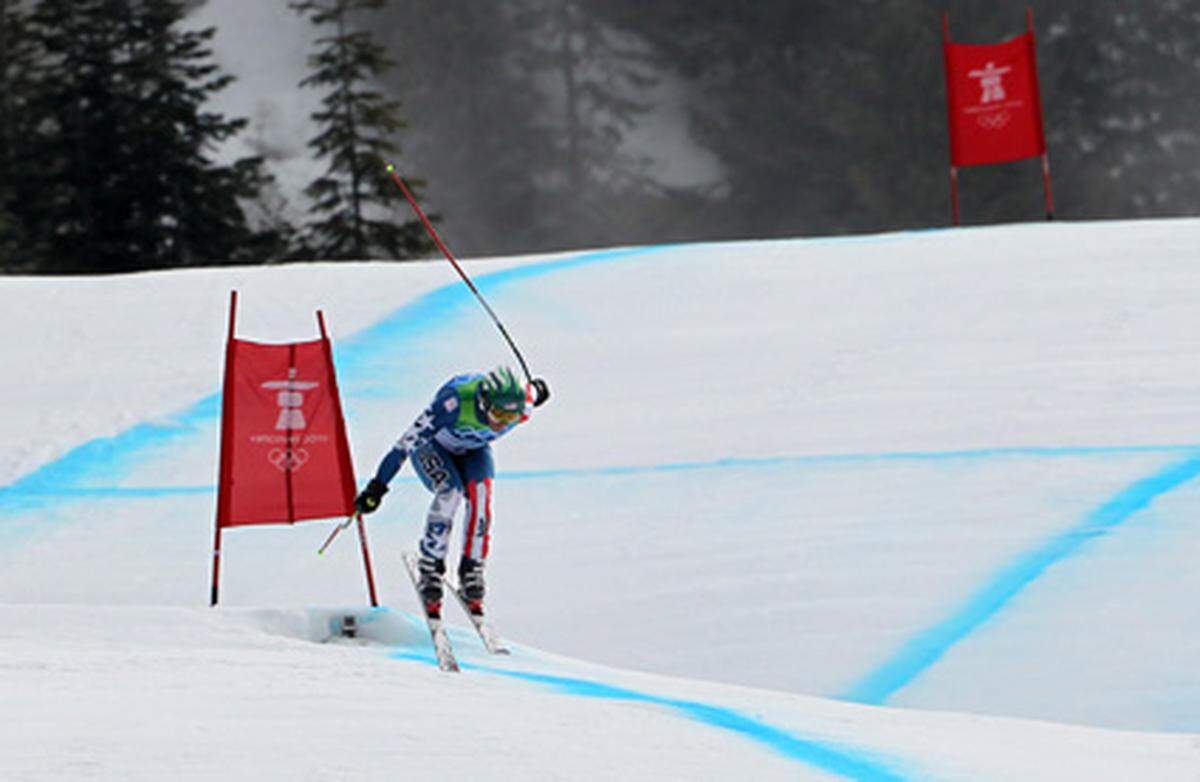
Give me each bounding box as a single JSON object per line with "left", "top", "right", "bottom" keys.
{"left": 7, "top": 486, "right": 213, "bottom": 500}
{"left": 330, "top": 244, "right": 672, "bottom": 383}
{"left": 0, "top": 245, "right": 671, "bottom": 517}
{"left": 500, "top": 443, "right": 1200, "bottom": 481}
{"left": 841, "top": 453, "right": 1200, "bottom": 706}
{"left": 0, "top": 400, "right": 220, "bottom": 515}
{"left": 388, "top": 651, "right": 909, "bottom": 781}
{"left": 2, "top": 232, "right": 1197, "bottom": 521}
{"left": 6, "top": 443, "right": 1199, "bottom": 513}
{"left": 0, "top": 232, "right": 1092, "bottom": 517}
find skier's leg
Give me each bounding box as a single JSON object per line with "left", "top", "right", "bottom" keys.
{"left": 419, "top": 489, "right": 463, "bottom": 563}
{"left": 458, "top": 447, "right": 495, "bottom": 606}
{"left": 411, "top": 442, "right": 465, "bottom": 609}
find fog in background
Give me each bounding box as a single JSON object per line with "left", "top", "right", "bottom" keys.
{"left": 195, "top": 1, "right": 1200, "bottom": 258}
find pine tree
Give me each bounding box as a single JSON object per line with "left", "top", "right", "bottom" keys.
{"left": 0, "top": 202, "right": 20, "bottom": 272}
{"left": 0, "top": 0, "right": 37, "bottom": 271}
{"left": 1038, "top": 4, "right": 1200, "bottom": 219}
{"left": 596, "top": 0, "right": 868, "bottom": 238}
{"left": 375, "top": 0, "right": 548, "bottom": 257}
{"left": 25, "top": 0, "right": 274, "bottom": 273}
{"left": 509, "top": 0, "right": 660, "bottom": 248}
{"left": 292, "top": 0, "right": 429, "bottom": 261}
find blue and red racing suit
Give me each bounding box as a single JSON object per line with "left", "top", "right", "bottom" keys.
{"left": 369, "top": 373, "right": 531, "bottom": 563}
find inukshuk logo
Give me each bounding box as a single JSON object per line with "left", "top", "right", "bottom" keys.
{"left": 967, "top": 61, "right": 1015, "bottom": 129}
{"left": 262, "top": 368, "right": 319, "bottom": 472}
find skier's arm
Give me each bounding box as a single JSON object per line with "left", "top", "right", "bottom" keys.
{"left": 355, "top": 404, "right": 442, "bottom": 514}
{"left": 374, "top": 404, "right": 442, "bottom": 484}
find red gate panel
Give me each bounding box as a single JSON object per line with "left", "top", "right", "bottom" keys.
{"left": 943, "top": 30, "right": 1047, "bottom": 167}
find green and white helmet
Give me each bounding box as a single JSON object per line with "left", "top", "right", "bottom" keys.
{"left": 480, "top": 366, "right": 525, "bottom": 414}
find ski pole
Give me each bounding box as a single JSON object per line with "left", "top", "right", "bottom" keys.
{"left": 384, "top": 162, "right": 535, "bottom": 385}
{"left": 318, "top": 512, "right": 357, "bottom": 555}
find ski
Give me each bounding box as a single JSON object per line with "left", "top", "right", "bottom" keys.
{"left": 443, "top": 572, "right": 511, "bottom": 656}
{"left": 401, "top": 552, "right": 459, "bottom": 673}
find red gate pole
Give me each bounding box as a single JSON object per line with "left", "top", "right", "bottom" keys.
{"left": 1026, "top": 8, "right": 1055, "bottom": 220}
{"left": 941, "top": 13, "right": 962, "bottom": 226}
{"left": 949, "top": 166, "right": 962, "bottom": 227}
{"left": 1040, "top": 154, "right": 1056, "bottom": 220}
{"left": 355, "top": 514, "right": 379, "bottom": 607}
{"left": 210, "top": 522, "right": 223, "bottom": 606}
{"left": 316, "top": 309, "right": 377, "bottom": 606}
{"left": 211, "top": 291, "right": 239, "bottom": 606}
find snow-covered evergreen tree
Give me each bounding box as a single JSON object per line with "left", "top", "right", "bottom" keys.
{"left": 0, "top": 0, "right": 37, "bottom": 271}
{"left": 292, "top": 0, "right": 430, "bottom": 261}
{"left": 24, "top": 0, "right": 276, "bottom": 273}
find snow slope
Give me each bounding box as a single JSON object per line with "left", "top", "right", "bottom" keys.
{"left": 4, "top": 219, "right": 1200, "bottom": 779}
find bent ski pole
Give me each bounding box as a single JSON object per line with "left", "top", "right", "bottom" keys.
{"left": 384, "top": 162, "right": 534, "bottom": 384}
{"left": 318, "top": 513, "right": 357, "bottom": 555}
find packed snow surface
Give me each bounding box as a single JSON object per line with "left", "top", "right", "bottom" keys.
{"left": 4, "top": 219, "right": 1200, "bottom": 780}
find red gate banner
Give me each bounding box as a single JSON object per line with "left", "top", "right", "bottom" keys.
{"left": 941, "top": 10, "right": 1054, "bottom": 224}
{"left": 215, "top": 335, "right": 356, "bottom": 527}
{"left": 943, "top": 30, "right": 1046, "bottom": 167}
{"left": 211, "top": 292, "right": 373, "bottom": 607}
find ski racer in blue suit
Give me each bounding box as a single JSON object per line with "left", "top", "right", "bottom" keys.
{"left": 354, "top": 367, "right": 549, "bottom": 618}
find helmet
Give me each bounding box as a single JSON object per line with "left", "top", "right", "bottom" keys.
{"left": 480, "top": 366, "right": 525, "bottom": 415}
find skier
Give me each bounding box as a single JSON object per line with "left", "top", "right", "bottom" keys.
{"left": 354, "top": 367, "right": 549, "bottom": 618}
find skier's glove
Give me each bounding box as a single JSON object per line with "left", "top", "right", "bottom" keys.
{"left": 531, "top": 378, "right": 551, "bottom": 408}
{"left": 354, "top": 479, "right": 389, "bottom": 514}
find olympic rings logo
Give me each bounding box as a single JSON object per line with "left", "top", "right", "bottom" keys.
{"left": 268, "top": 447, "right": 310, "bottom": 472}
{"left": 976, "top": 111, "right": 1011, "bottom": 130}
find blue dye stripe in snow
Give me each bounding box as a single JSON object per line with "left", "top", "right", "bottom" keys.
{"left": 388, "top": 650, "right": 909, "bottom": 782}
{"left": 7, "top": 443, "right": 1200, "bottom": 512}
{"left": 7, "top": 442, "right": 1200, "bottom": 513}
{"left": 330, "top": 244, "right": 672, "bottom": 380}
{"left": 841, "top": 453, "right": 1200, "bottom": 706}
{"left": 0, "top": 245, "right": 670, "bottom": 515}
{"left": 2, "top": 232, "right": 1198, "bottom": 516}
{"left": 0, "top": 400, "right": 220, "bottom": 514}
{"left": 501, "top": 442, "right": 1200, "bottom": 481}
{"left": 10, "top": 233, "right": 1164, "bottom": 512}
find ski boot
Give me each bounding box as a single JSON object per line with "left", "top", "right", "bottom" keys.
{"left": 458, "top": 556, "right": 486, "bottom": 616}
{"left": 417, "top": 556, "right": 445, "bottom": 618}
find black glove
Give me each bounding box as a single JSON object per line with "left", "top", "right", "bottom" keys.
{"left": 354, "top": 478, "right": 389, "bottom": 514}
{"left": 531, "top": 377, "right": 551, "bottom": 408}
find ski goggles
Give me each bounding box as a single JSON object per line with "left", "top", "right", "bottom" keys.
{"left": 487, "top": 405, "right": 523, "bottom": 426}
